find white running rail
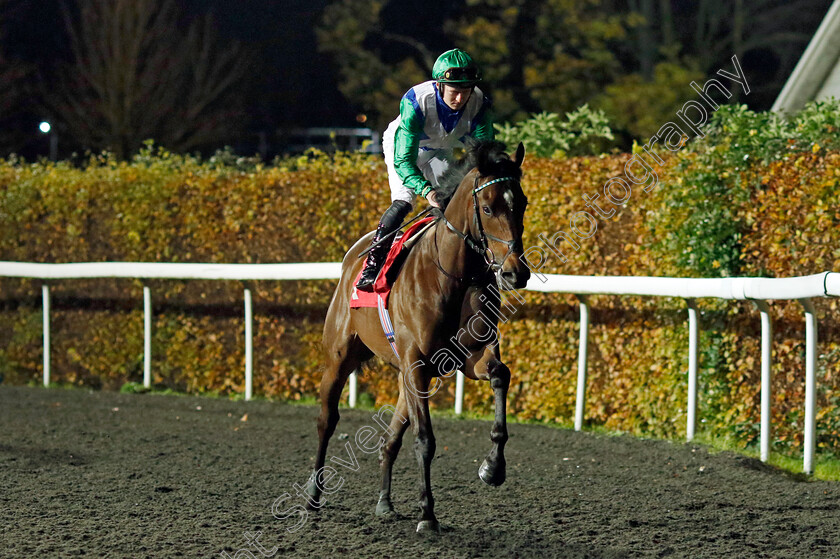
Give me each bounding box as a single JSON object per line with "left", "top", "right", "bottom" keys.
{"left": 2, "top": 261, "right": 838, "bottom": 474}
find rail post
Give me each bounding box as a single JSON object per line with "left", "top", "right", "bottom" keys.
{"left": 244, "top": 288, "right": 253, "bottom": 401}
{"left": 574, "top": 295, "right": 589, "bottom": 431}
{"left": 349, "top": 372, "right": 357, "bottom": 408}
{"left": 455, "top": 370, "right": 465, "bottom": 415}
{"left": 686, "top": 299, "right": 699, "bottom": 442}
{"left": 753, "top": 300, "right": 773, "bottom": 462}
{"left": 143, "top": 286, "right": 152, "bottom": 388}
{"left": 42, "top": 284, "right": 50, "bottom": 387}
{"left": 799, "top": 298, "right": 817, "bottom": 475}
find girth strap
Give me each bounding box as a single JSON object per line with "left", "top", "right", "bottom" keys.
{"left": 376, "top": 294, "right": 400, "bottom": 359}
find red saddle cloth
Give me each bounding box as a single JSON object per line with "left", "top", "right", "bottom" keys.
{"left": 350, "top": 216, "right": 436, "bottom": 309}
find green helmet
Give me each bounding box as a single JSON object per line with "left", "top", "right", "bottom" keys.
{"left": 432, "top": 48, "right": 480, "bottom": 87}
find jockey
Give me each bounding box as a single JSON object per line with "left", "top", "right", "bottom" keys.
{"left": 355, "top": 48, "right": 495, "bottom": 291}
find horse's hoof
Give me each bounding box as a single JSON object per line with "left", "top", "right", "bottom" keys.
{"left": 478, "top": 458, "right": 506, "bottom": 486}
{"left": 305, "top": 499, "right": 322, "bottom": 511}
{"left": 416, "top": 519, "right": 441, "bottom": 534}
{"left": 375, "top": 499, "right": 395, "bottom": 517}
{"left": 304, "top": 471, "right": 321, "bottom": 507}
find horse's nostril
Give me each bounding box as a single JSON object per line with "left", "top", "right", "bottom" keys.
{"left": 499, "top": 270, "right": 530, "bottom": 290}
{"left": 498, "top": 270, "right": 527, "bottom": 290}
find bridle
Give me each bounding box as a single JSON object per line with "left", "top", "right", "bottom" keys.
{"left": 433, "top": 174, "right": 523, "bottom": 283}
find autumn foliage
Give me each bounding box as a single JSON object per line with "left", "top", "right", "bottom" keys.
{"left": 2, "top": 108, "right": 840, "bottom": 456}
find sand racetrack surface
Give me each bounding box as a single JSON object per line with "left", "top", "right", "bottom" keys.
{"left": 1, "top": 385, "right": 839, "bottom": 558}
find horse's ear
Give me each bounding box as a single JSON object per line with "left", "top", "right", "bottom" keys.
{"left": 513, "top": 142, "right": 525, "bottom": 167}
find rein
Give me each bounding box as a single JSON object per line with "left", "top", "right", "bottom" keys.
{"left": 433, "top": 174, "right": 521, "bottom": 284}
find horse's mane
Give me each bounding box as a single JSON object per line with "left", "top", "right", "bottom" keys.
{"left": 435, "top": 140, "right": 521, "bottom": 209}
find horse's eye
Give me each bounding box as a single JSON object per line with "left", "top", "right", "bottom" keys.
{"left": 482, "top": 206, "right": 492, "bottom": 216}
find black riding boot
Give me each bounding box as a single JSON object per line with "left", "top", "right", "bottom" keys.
{"left": 356, "top": 223, "right": 390, "bottom": 291}
{"left": 356, "top": 200, "right": 412, "bottom": 292}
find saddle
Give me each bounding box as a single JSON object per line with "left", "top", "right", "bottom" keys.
{"left": 350, "top": 216, "right": 437, "bottom": 309}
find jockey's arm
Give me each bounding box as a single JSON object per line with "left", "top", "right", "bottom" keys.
{"left": 393, "top": 96, "right": 434, "bottom": 198}
{"left": 470, "top": 96, "right": 495, "bottom": 142}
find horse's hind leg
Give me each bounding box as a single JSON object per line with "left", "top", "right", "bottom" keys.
{"left": 306, "top": 342, "right": 363, "bottom": 510}
{"left": 376, "top": 386, "right": 409, "bottom": 517}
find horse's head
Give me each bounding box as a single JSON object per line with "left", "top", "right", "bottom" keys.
{"left": 442, "top": 141, "right": 530, "bottom": 290}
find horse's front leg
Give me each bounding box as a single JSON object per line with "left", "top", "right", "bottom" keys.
{"left": 480, "top": 358, "right": 509, "bottom": 486}
{"left": 464, "top": 346, "right": 509, "bottom": 487}
{"left": 403, "top": 356, "right": 439, "bottom": 533}
{"left": 376, "top": 385, "right": 409, "bottom": 517}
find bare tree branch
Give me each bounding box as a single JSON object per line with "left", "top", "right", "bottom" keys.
{"left": 47, "top": 0, "right": 250, "bottom": 157}
{"left": 379, "top": 32, "right": 437, "bottom": 71}
{"left": 0, "top": 0, "right": 34, "bottom": 153}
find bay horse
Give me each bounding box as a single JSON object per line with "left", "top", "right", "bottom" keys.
{"left": 309, "top": 140, "right": 529, "bottom": 533}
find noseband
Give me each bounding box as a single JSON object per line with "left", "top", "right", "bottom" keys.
{"left": 435, "top": 175, "right": 521, "bottom": 282}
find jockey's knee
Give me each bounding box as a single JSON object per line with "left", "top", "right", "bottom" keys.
{"left": 382, "top": 200, "right": 412, "bottom": 231}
